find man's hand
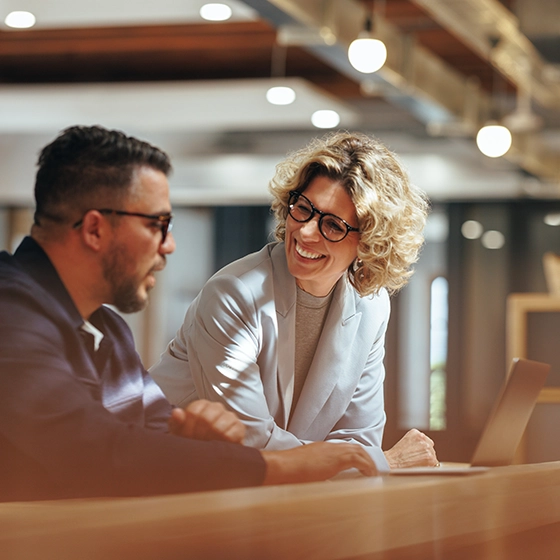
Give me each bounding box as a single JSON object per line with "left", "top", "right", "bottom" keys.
{"left": 383, "top": 428, "right": 438, "bottom": 469}
{"left": 261, "top": 442, "right": 378, "bottom": 485}
{"left": 168, "top": 399, "right": 246, "bottom": 444}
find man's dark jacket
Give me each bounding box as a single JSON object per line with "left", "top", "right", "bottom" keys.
{"left": 0, "top": 237, "right": 265, "bottom": 502}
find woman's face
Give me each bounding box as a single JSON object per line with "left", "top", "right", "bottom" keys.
{"left": 285, "top": 175, "right": 360, "bottom": 297}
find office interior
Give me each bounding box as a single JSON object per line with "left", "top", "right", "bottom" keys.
{"left": 1, "top": 0, "right": 560, "bottom": 469}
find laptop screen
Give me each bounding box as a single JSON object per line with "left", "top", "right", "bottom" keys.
{"left": 470, "top": 358, "right": 550, "bottom": 467}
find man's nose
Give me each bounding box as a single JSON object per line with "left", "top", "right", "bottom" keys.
{"left": 161, "top": 231, "right": 176, "bottom": 254}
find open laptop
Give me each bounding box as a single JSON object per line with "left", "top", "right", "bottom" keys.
{"left": 390, "top": 357, "right": 550, "bottom": 475}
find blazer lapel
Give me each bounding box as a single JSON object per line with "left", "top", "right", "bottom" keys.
{"left": 288, "top": 277, "right": 361, "bottom": 435}
{"left": 270, "top": 243, "right": 297, "bottom": 429}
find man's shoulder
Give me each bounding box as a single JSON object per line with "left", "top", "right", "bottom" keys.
{"left": 0, "top": 249, "right": 43, "bottom": 297}
{"left": 0, "top": 248, "right": 79, "bottom": 335}
{"left": 0, "top": 249, "right": 22, "bottom": 271}
{"left": 0, "top": 251, "right": 71, "bottom": 354}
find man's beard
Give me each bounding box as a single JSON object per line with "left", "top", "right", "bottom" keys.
{"left": 101, "top": 244, "right": 149, "bottom": 314}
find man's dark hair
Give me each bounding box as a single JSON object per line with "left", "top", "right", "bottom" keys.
{"left": 34, "top": 125, "right": 172, "bottom": 225}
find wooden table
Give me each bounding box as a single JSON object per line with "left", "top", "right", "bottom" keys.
{"left": 1, "top": 462, "right": 560, "bottom": 560}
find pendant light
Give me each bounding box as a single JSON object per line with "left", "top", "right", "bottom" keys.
{"left": 476, "top": 122, "right": 512, "bottom": 158}
{"left": 266, "top": 42, "right": 296, "bottom": 106}
{"left": 476, "top": 72, "right": 512, "bottom": 158}
{"left": 347, "top": 1, "right": 387, "bottom": 74}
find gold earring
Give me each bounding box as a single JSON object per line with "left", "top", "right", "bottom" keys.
{"left": 352, "top": 258, "right": 363, "bottom": 272}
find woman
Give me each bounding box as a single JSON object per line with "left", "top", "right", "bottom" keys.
{"left": 151, "top": 131, "right": 437, "bottom": 470}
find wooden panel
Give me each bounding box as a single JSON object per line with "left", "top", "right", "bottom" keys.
{"left": 0, "top": 2, "right": 504, "bottom": 94}
{"left": 507, "top": 292, "right": 560, "bottom": 402}
{"left": 506, "top": 293, "right": 560, "bottom": 463}
{"left": 0, "top": 22, "right": 354, "bottom": 87}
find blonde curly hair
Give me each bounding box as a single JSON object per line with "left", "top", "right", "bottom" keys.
{"left": 269, "top": 131, "right": 429, "bottom": 296}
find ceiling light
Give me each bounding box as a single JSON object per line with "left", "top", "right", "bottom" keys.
{"left": 348, "top": 35, "right": 387, "bottom": 74}
{"left": 476, "top": 122, "right": 512, "bottom": 158}
{"left": 348, "top": 5, "right": 387, "bottom": 74}
{"left": 311, "top": 110, "right": 340, "bottom": 129}
{"left": 4, "top": 11, "right": 36, "bottom": 29}
{"left": 461, "top": 220, "right": 483, "bottom": 240}
{"left": 319, "top": 26, "right": 336, "bottom": 46}
{"left": 481, "top": 230, "right": 505, "bottom": 250}
{"left": 266, "top": 86, "right": 296, "bottom": 106}
{"left": 200, "top": 3, "right": 232, "bottom": 22}
{"left": 544, "top": 213, "right": 560, "bottom": 227}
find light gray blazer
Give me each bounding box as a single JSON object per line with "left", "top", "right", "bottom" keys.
{"left": 150, "top": 242, "right": 390, "bottom": 470}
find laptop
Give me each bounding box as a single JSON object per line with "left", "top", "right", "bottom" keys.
{"left": 390, "top": 357, "right": 551, "bottom": 475}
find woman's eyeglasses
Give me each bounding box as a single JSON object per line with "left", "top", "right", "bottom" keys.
{"left": 287, "top": 191, "right": 359, "bottom": 242}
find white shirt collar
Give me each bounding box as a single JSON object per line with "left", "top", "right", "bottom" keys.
{"left": 81, "top": 320, "right": 104, "bottom": 352}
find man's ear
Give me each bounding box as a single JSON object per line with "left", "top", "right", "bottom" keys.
{"left": 80, "top": 210, "right": 109, "bottom": 252}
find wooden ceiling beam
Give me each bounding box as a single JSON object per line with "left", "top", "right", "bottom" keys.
{"left": 0, "top": 22, "right": 275, "bottom": 56}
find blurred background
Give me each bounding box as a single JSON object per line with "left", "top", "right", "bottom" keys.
{"left": 1, "top": 0, "right": 560, "bottom": 463}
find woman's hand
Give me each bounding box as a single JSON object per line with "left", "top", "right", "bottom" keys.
{"left": 384, "top": 429, "right": 438, "bottom": 469}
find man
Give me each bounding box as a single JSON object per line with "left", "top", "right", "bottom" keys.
{"left": 0, "top": 125, "right": 376, "bottom": 502}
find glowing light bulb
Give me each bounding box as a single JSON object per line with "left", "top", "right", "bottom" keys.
{"left": 311, "top": 110, "right": 340, "bottom": 129}
{"left": 5, "top": 11, "right": 36, "bottom": 29}
{"left": 544, "top": 213, "right": 560, "bottom": 227}
{"left": 476, "top": 123, "right": 512, "bottom": 158}
{"left": 348, "top": 37, "right": 387, "bottom": 73}
{"left": 200, "top": 3, "right": 232, "bottom": 22}
{"left": 266, "top": 87, "right": 296, "bottom": 106}
{"left": 481, "top": 230, "right": 505, "bottom": 249}
{"left": 461, "top": 220, "right": 483, "bottom": 240}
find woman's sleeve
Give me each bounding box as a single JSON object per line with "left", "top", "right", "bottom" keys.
{"left": 151, "top": 274, "right": 306, "bottom": 450}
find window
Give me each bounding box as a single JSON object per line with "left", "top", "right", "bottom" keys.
{"left": 430, "top": 276, "right": 448, "bottom": 430}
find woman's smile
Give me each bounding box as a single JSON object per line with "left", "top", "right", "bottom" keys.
{"left": 294, "top": 241, "right": 324, "bottom": 260}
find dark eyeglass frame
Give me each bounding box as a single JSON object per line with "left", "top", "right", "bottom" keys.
{"left": 287, "top": 190, "right": 360, "bottom": 242}
{"left": 73, "top": 209, "right": 173, "bottom": 244}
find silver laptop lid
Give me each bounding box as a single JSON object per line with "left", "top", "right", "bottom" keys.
{"left": 470, "top": 358, "right": 550, "bottom": 467}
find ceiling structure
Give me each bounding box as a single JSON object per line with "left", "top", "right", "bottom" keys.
{"left": 0, "top": 0, "right": 559, "bottom": 205}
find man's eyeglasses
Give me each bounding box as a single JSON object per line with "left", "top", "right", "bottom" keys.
{"left": 73, "top": 209, "right": 173, "bottom": 244}
{"left": 287, "top": 191, "right": 360, "bottom": 243}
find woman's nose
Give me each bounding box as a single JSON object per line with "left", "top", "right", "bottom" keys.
{"left": 299, "top": 216, "right": 321, "bottom": 239}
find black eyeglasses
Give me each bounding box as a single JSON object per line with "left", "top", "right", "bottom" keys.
{"left": 73, "top": 209, "right": 173, "bottom": 244}
{"left": 287, "top": 191, "right": 360, "bottom": 242}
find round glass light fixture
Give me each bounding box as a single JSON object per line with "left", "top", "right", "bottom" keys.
{"left": 544, "top": 213, "right": 560, "bottom": 227}
{"left": 476, "top": 123, "right": 512, "bottom": 158}
{"left": 348, "top": 36, "right": 387, "bottom": 74}
{"left": 461, "top": 220, "right": 483, "bottom": 240}
{"left": 311, "top": 110, "right": 340, "bottom": 129}
{"left": 266, "top": 86, "right": 296, "bottom": 106}
{"left": 481, "top": 230, "right": 505, "bottom": 250}
{"left": 4, "top": 11, "right": 36, "bottom": 29}
{"left": 200, "top": 3, "right": 232, "bottom": 22}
